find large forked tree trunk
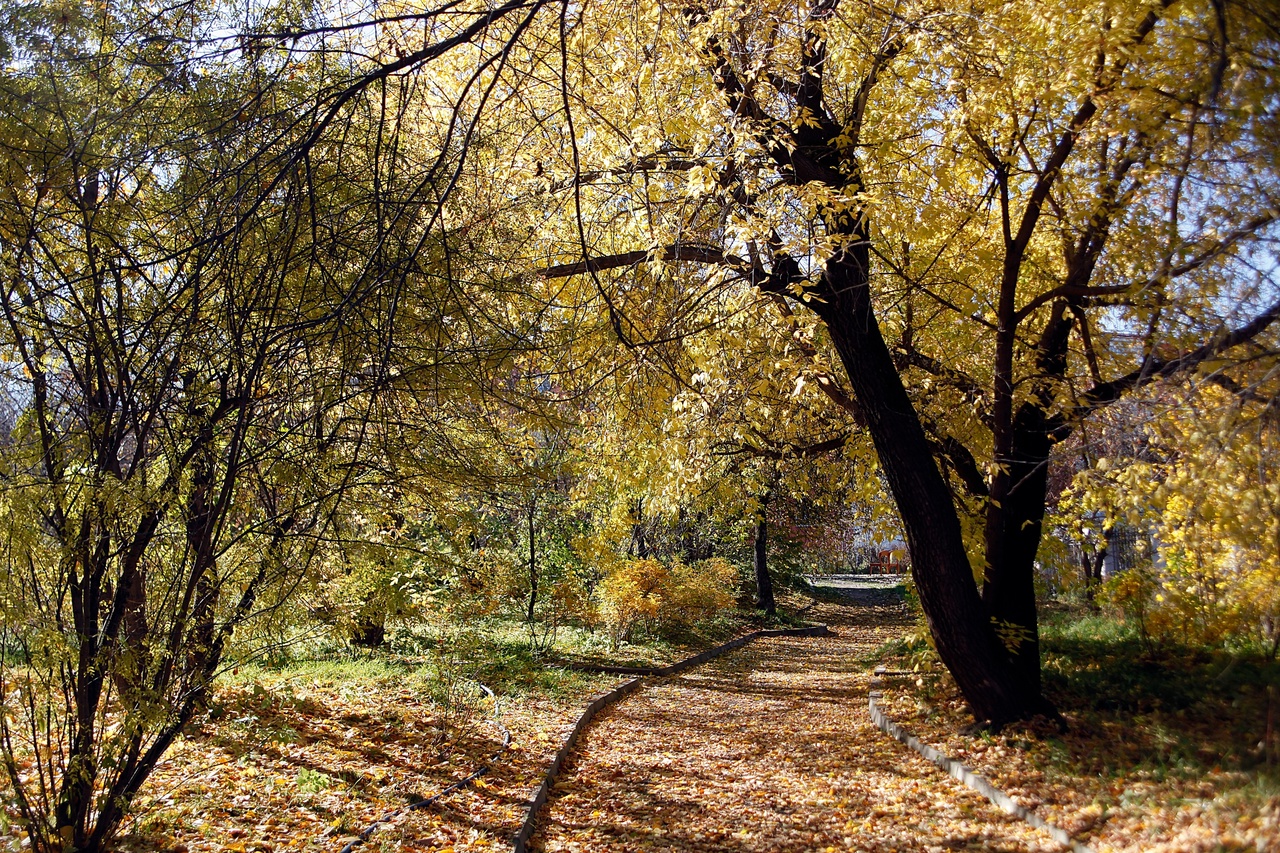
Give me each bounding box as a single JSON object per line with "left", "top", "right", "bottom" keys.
{"left": 814, "top": 244, "right": 1045, "bottom": 726}
{"left": 675, "top": 2, "right": 1066, "bottom": 724}
{"left": 982, "top": 401, "right": 1054, "bottom": 696}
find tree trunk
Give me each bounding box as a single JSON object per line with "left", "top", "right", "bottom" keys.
{"left": 753, "top": 495, "right": 775, "bottom": 615}
{"left": 1083, "top": 544, "right": 1107, "bottom": 600}
{"left": 814, "top": 244, "right": 1043, "bottom": 726}
{"left": 982, "top": 302, "right": 1072, "bottom": 700}
{"left": 351, "top": 619, "right": 386, "bottom": 648}
{"left": 526, "top": 499, "right": 537, "bottom": 622}
{"left": 982, "top": 401, "right": 1053, "bottom": 695}
{"left": 680, "top": 508, "right": 714, "bottom": 563}
{"left": 629, "top": 498, "right": 649, "bottom": 558}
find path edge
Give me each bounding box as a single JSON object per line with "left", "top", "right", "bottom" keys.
{"left": 509, "top": 623, "right": 831, "bottom": 853}
{"left": 867, "top": 673, "right": 1094, "bottom": 853}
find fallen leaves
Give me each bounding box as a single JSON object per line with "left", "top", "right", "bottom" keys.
{"left": 16, "top": 586, "right": 1263, "bottom": 853}
{"left": 103, "top": 666, "right": 614, "bottom": 853}
{"left": 876, "top": 654, "right": 1280, "bottom": 852}
{"left": 534, "top": 598, "right": 1059, "bottom": 852}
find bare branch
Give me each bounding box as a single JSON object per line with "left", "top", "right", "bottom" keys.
{"left": 1015, "top": 210, "right": 1277, "bottom": 322}
{"left": 1073, "top": 296, "right": 1280, "bottom": 419}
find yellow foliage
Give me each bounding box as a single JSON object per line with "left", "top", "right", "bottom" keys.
{"left": 594, "top": 557, "right": 736, "bottom": 646}
{"left": 318, "top": 555, "right": 419, "bottom": 642}
{"left": 1080, "top": 386, "right": 1280, "bottom": 651}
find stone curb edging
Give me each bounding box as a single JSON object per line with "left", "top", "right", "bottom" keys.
{"left": 510, "top": 624, "right": 832, "bottom": 853}
{"left": 867, "top": 673, "right": 1093, "bottom": 853}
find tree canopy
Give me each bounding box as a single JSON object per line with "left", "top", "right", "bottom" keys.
{"left": 1, "top": 0, "right": 1277, "bottom": 848}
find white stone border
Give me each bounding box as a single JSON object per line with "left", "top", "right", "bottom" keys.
{"left": 868, "top": 670, "right": 1093, "bottom": 853}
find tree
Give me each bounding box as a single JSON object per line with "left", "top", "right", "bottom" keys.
{"left": 1070, "top": 377, "right": 1280, "bottom": 652}
{"left": 558, "top": 252, "right": 866, "bottom": 614}
{"left": 0, "top": 5, "right": 339, "bottom": 844}
{"left": 464, "top": 0, "right": 1280, "bottom": 723}
{"left": 0, "top": 0, "right": 548, "bottom": 846}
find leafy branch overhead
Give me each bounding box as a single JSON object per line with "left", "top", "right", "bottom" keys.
{"left": 0, "top": 0, "right": 1277, "bottom": 850}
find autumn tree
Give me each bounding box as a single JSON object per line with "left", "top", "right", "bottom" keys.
{"left": 447, "top": 0, "right": 1280, "bottom": 724}
{"left": 660, "top": 302, "right": 866, "bottom": 613}
{"left": 1065, "top": 374, "right": 1280, "bottom": 651}
{"left": 224, "top": 0, "right": 1278, "bottom": 726}
{"left": 0, "top": 0, "right": 554, "bottom": 847}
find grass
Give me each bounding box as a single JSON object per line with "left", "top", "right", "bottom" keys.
{"left": 206, "top": 597, "right": 807, "bottom": 744}
{"left": 874, "top": 601, "right": 1280, "bottom": 849}
{"left": 7, "top": 585, "right": 822, "bottom": 853}
{"left": 197, "top": 588, "right": 825, "bottom": 780}
{"left": 1037, "top": 607, "right": 1280, "bottom": 781}
{"left": 875, "top": 606, "right": 1279, "bottom": 768}
{"left": 221, "top": 589, "right": 810, "bottom": 701}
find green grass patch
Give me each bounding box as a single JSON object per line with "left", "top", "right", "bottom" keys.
{"left": 217, "top": 596, "right": 815, "bottom": 712}
{"left": 1038, "top": 606, "right": 1280, "bottom": 782}
{"left": 876, "top": 603, "right": 1280, "bottom": 787}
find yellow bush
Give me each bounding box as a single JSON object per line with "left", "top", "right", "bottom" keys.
{"left": 594, "top": 556, "right": 736, "bottom": 646}
{"left": 1082, "top": 387, "right": 1280, "bottom": 652}
{"left": 594, "top": 557, "right": 668, "bottom": 645}
{"left": 665, "top": 557, "right": 737, "bottom": 618}
{"left": 1098, "top": 566, "right": 1158, "bottom": 643}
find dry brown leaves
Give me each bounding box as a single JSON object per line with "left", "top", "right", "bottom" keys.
{"left": 877, "top": 680, "right": 1280, "bottom": 853}
{"left": 533, "top": 599, "right": 1059, "bottom": 852}
{"left": 114, "top": 669, "right": 612, "bottom": 853}
{"left": 26, "top": 590, "right": 1260, "bottom": 853}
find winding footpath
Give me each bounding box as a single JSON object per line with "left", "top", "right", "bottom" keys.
{"left": 530, "top": 585, "right": 1062, "bottom": 852}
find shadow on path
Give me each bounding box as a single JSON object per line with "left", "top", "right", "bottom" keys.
{"left": 533, "top": 592, "right": 1055, "bottom": 853}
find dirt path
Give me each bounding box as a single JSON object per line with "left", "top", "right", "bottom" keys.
{"left": 533, "top": 590, "right": 1060, "bottom": 853}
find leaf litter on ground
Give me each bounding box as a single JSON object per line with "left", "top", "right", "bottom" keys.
{"left": 32, "top": 586, "right": 1273, "bottom": 853}
{"left": 108, "top": 661, "right": 615, "bottom": 853}
{"left": 534, "top": 596, "right": 1059, "bottom": 852}
{"left": 876, "top": 613, "right": 1280, "bottom": 852}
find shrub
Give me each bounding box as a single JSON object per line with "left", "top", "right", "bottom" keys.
{"left": 594, "top": 557, "right": 736, "bottom": 646}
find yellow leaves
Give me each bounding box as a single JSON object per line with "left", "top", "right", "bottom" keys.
{"left": 1073, "top": 380, "right": 1280, "bottom": 649}
{"left": 595, "top": 557, "right": 735, "bottom": 644}
{"left": 684, "top": 163, "right": 718, "bottom": 197}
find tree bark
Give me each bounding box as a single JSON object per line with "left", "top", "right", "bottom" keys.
{"left": 813, "top": 243, "right": 1044, "bottom": 726}
{"left": 981, "top": 401, "right": 1053, "bottom": 695}
{"left": 982, "top": 303, "right": 1072, "bottom": 698}
{"left": 753, "top": 494, "right": 775, "bottom": 615}
{"left": 1082, "top": 543, "right": 1107, "bottom": 599}
{"left": 629, "top": 498, "right": 649, "bottom": 558}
